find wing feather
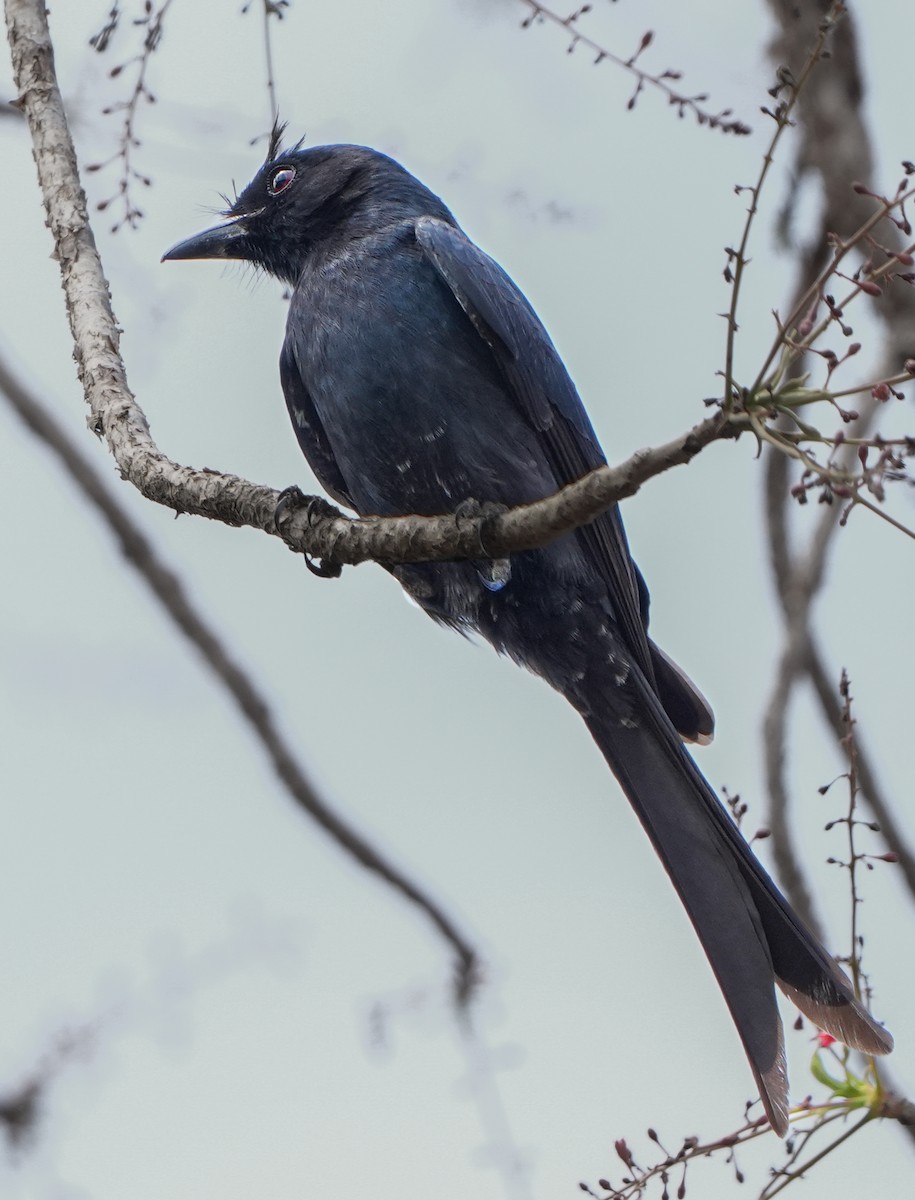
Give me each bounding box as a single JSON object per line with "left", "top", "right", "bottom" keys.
{"left": 416, "top": 218, "right": 654, "bottom": 681}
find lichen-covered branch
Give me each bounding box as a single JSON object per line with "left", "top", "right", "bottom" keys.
{"left": 5, "top": 0, "right": 734, "bottom": 575}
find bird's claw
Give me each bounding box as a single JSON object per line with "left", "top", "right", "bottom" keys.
{"left": 453, "top": 498, "right": 507, "bottom": 556}
{"left": 303, "top": 554, "right": 343, "bottom": 579}
{"left": 274, "top": 486, "right": 344, "bottom": 579}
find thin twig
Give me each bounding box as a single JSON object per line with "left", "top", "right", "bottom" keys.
{"left": 87, "top": 0, "right": 174, "bottom": 231}
{"left": 262, "top": 0, "right": 279, "bottom": 125}
{"left": 753, "top": 196, "right": 915, "bottom": 395}
{"left": 723, "top": 6, "right": 842, "bottom": 408}
{"left": 759, "top": 1110, "right": 872, "bottom": 1200}
{"left": 241, "top": 0, "right": 289, "bottom": 127}
{"left": 518, "top": 1, "right": 751, "bottom": 135}
{"left": 805, "top": 641, "right": 915, "bottom": 899}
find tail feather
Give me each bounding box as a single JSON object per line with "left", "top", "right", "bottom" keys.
{"left": 582, "top": 668, "right": 891, "bottom": 1134}
{"left": 481, "top": 568, "right": 891, "bottom": 1130}
{"left": 746, "top": 869, "right": 893, "bottom": 1056}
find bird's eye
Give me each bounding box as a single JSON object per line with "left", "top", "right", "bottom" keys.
{"left": 268, "top": 166, "right": 296, "bottom": 196}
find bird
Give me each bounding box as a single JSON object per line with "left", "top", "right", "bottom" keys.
{"left": 162, "top": 127, "right": 892, "bottom": 1133}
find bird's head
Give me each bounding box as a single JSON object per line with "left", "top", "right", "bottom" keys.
{"left": 162, "top": 126, "right": 453, "bottom": 285}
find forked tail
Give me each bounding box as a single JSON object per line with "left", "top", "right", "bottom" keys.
{"left": 582, "top": 670, "right": 892, "bottom": 1134}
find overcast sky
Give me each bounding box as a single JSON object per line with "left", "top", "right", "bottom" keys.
{"left": 1, "top": 2, "right": 913, "bottom": 1198}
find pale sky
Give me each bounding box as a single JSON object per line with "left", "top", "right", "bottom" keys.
{"left": 1, "top": 3, "right": 912, "bottom": 1198}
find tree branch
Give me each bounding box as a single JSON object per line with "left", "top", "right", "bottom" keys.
{"left": 0, "top": 348, "right": 482, "bottom": 1005}
{"left": 761, "top": 0, "right": 915, "bottom": 887}
{"left": 5, "top": 0, "right": 734, "bottom": 576}
{"left": 759, "top": 1, "right": 915, "bottom": 1150}
{"left": 804, "top": 639, "right": 915, "bottom": 901}
{"left": 272, "top": 414, "right": 732, "bottom": 567}
{"left": 763, "top": 639, "right": 825, "bottom": 942}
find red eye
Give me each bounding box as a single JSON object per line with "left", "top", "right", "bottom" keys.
{"left": 268, "top": 166, "right": 296, "bottom": 195}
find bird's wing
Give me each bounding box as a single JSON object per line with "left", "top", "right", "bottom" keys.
{"left": 415, "top": 218, "right": 656, "bottom": 678}
{"left": 415, "top": 217, "right": 714, "bottom": 743}
{"left": 280, "top": 334, "right": 357, "bottom": 510}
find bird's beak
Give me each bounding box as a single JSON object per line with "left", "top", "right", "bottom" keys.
{"left": 161, "top": 214, "right": 250, "bottom": 263}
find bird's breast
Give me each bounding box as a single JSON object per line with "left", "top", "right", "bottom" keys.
{"left": 288, "top": 252, "right": 559, "bottom": 519}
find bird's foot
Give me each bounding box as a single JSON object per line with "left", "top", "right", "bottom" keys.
{"left": 274, "top": 486, "right": 344, "bottom": 579}
{"left": 453, "top": 498, "right": 507, "bottom": 555}
{"left": 303, "top": 553, "right": 344, "bottom": 580}
{"left": 453, "top": 499, "right": 511, "bottom": 591}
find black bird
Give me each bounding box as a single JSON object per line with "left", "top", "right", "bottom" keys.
{"left": 163, "top": 130, "right": 892, "bottom": 1132}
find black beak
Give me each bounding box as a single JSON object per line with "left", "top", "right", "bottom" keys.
{"left": 161, "top": 215, "right": 249, "bottom": 263}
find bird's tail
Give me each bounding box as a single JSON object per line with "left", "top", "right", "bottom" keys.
{"left": 580, "top": 669, "right": 892, "bottom": 1134}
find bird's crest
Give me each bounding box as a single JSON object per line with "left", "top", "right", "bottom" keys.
{"left": 266, "top": 118, "right": 287, "bottom": 165}
{"left": 265, "top": 118, "right": 307, "bottom": 166}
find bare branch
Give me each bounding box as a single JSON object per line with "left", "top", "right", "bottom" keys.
{"left": 272, "top": 414, "right": 731, "bottom": 568}
{"left": 0, "top": 1024, "right": 94, "bottom": 1153}
{"left": 757, "top": 1, "right": 915, "bottom": 1152}
{"left": 86, "top": 0, "right": 175, "bottom": 231}
{"left": 11, "top": 0, "right": 907, "bottom": 588}
{"left": 760, "top": 0, "right": 915, "bottom": 873}
{"left": 518, "top": 1, "right": 751, "bottom": 135}
{"left": 805, "top": 641, "right": 915, "bottom": 901}
{"left": 6, "top": 0, "right": 738, "bottom": 574}
{"left": 763, "top": 640, "right": 826, "bottom": 941}
{"left": 723, "top": 4, "right": 846, "bottom": 412}
{"left": 0, "top": 349, "right": 482, "bottom": 1005}
{"left": 240, "top": 0, "right": 291, "bottom": 129}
